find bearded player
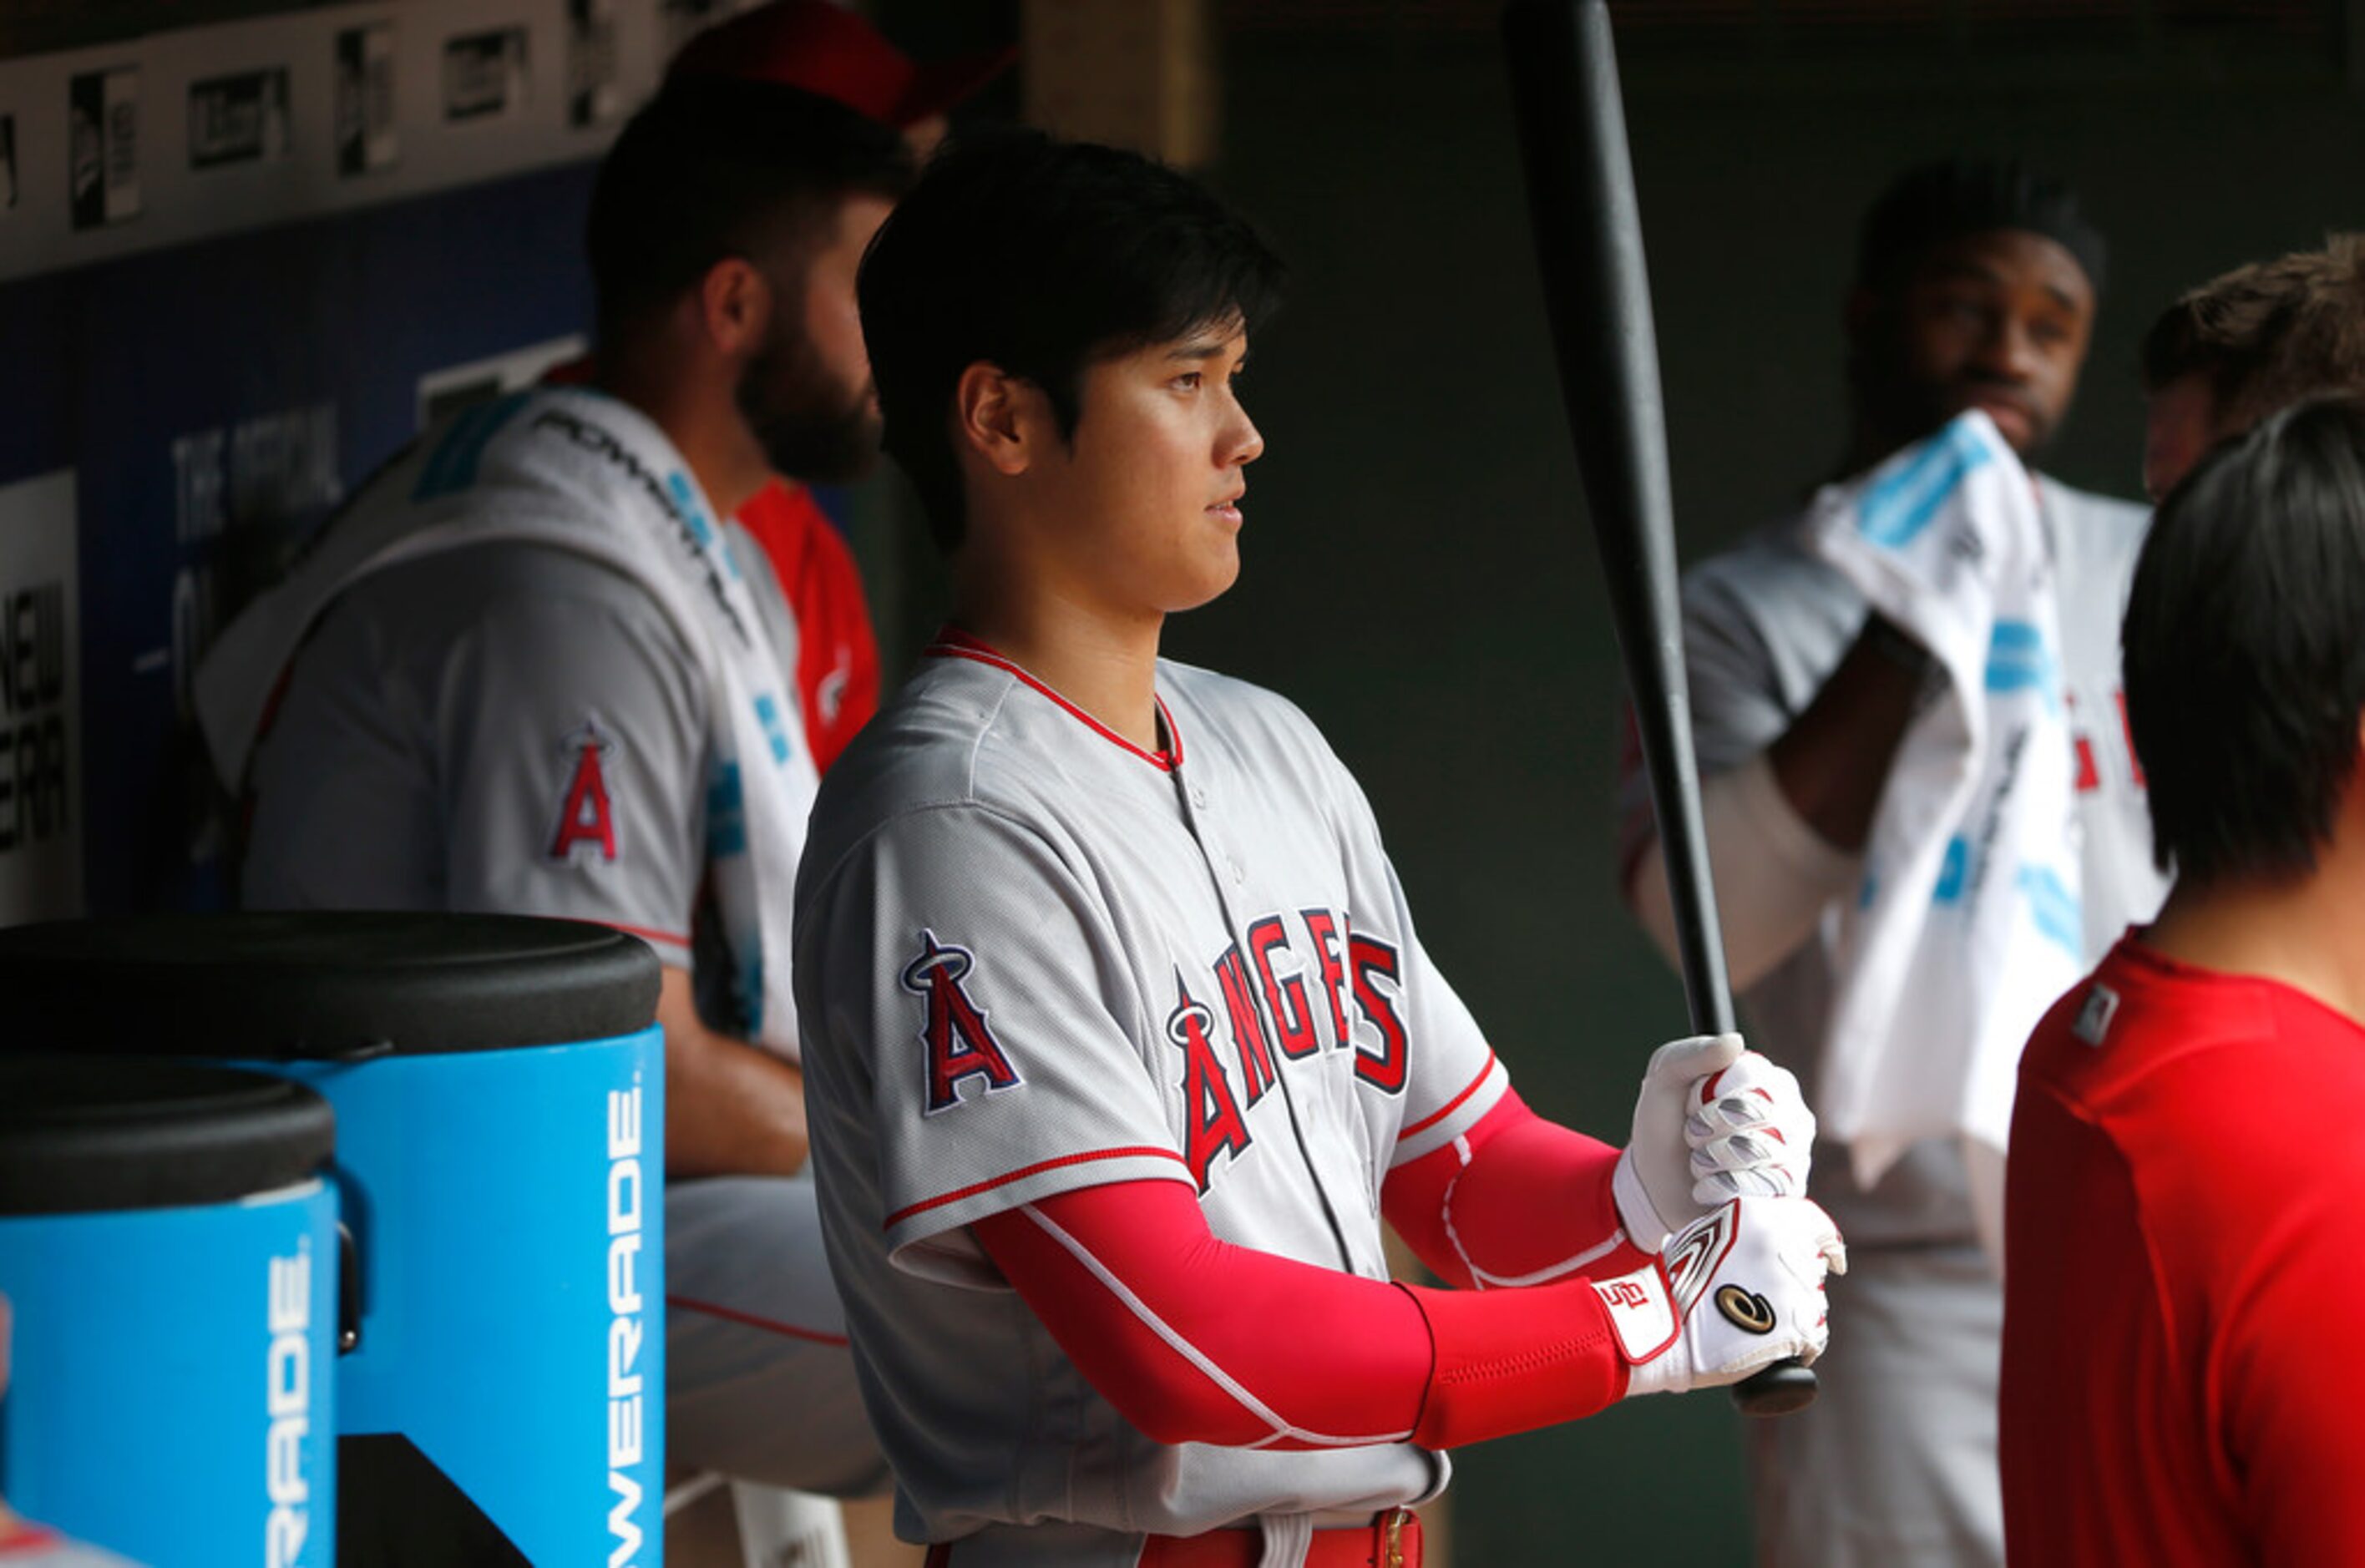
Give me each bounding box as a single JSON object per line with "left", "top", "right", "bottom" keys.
{"left": 2001, "top": 395, "right": 2365, "bottom": 1564}
{"left": 554, "top": 0, "right": 1018, "bottom": 775}
{"left": 198, "top": 78, "right": 909, "bottom": 1498}
{"left": 793, "top": 131, "right": 1846, "bottom": 1566}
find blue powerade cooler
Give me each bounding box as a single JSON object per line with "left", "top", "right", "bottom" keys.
{"left": 0, "top": 1057, "right": 340, "bottom": 1568}
{"left": 0, "top": 913, "right": 665, "bottom": 1568}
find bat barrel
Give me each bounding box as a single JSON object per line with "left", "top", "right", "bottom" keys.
{"left": 1502, "top": 0, "right": 1809, "bottom": 1416}
{"left": 1500, "top": 0, "right": 1734, "bottom": 1039}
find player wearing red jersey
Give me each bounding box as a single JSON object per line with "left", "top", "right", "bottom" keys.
{"left": 2003, "top": 395, "right": 2365, "bottom": 1564}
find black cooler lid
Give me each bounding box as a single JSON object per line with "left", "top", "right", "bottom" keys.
{"left": 0, "top": 1058, "right": 336, "bottom": 1215}
{"left": 0, "top": 913, "right": 661, "bottom": 1060}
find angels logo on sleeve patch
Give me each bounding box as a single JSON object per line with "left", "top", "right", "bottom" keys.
{"left": 903, "top": 930, "right": 1022, "bottom": 1115}
{"left": 549, "top": 718, "right": 619, "bottom": 863}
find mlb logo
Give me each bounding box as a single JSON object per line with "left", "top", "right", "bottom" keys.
{"left": 2072, "top": 984, "right": 2119, "bottom": 1048}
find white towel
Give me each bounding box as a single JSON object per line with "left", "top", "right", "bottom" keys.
{"left": 194, "top": 387, "right": 819, "bottom": 1059}
{"left": 1798, "top": 412, "right": 2082, "bottom": 1258}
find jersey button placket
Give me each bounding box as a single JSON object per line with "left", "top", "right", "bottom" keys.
{"left": 1175, "top": 756, "right": 1368, "bottom": 1274}
{"left": 1174, "top": 769, "right": 1234, "bottom": 894}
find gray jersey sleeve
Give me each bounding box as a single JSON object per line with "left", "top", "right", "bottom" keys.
{"left": 1613, "top": 532, "right": 1861, "bottom": 878}
{"left": 436, "top": 582, "right": 708, "bottom": 954}
{"left": 243, "top": 548, "right": 709, "bottom": 964}
{"left": 799, "top": 803, "right": 1194, "bottom": 1283}
{"left": 1679, "top": 563, "right": 1807, "bottom": 769}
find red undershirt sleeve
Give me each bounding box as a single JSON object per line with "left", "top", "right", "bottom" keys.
{"left": 972, "top": 1177, "right": 1631, "bottom": 1454}
{"left": 1382, "top": 1090, "right": 1652, "bottom": 1289}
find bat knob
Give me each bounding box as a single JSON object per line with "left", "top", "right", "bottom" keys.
{"left": 1730, "top": 1358, "right": 1818, "bottom": 1417}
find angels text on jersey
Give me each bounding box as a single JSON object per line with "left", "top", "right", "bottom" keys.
{"left": 907, "top": 903, "right": 1412, "bottom": 1192}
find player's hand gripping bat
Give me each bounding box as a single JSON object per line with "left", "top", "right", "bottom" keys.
{"left": 1499, "top": 0, "right": 1817, "bottom": 1418}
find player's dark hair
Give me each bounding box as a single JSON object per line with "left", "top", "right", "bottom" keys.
{"left": 1855, "top": 157, "right": 2107, "bottom": 298}
{"left": 857, "top": 128, "right": 1286, "bottom": 550}
{"left": 2140, "top": 237, "right": 2365, "bottom": 432}
{"left": 585, "top": 77, "right": 911, "bottom": 342}
{"left": 2123, "top": 395, "right": 2365, "bottom": 887}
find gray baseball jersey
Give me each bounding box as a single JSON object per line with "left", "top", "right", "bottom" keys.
{"left": 235, "top": 448, "right": 886, "bottom": 1498}
{"left": 246, "top": 513, "right": 810, "bottom": 983}
{"left": 793, "top": 634, "right": 1510, "bottom": 1554}
{"left": 242, "top": 541, "right": 711, "bottom": 956}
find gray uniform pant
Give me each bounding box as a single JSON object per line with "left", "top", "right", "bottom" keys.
{"left": 1746, "top": 1242, "right": 2002, "bottom": 1568}
{"left": 666, "top": 1174, "right": 891, "bottom": 1497}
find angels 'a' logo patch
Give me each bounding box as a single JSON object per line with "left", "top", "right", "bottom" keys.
{"left": 549, "top": 719, "right": 620, "bottom": 862}
{"left": 902, "top": 930, "right": 1022, "bottom": 1115}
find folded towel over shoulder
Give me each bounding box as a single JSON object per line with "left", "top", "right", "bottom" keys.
{"left": 195, "top": 387, "right": 818, "bottom": 1059}
{"left": 1799, "top": 411, "right": 2083, "bottom": 1262}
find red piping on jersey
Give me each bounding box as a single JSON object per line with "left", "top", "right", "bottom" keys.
{"left": 668, "top": 1294, "right": 850, "bottom": 1348}
{"left": 603, "top": 919, "right": 692, "bottom": 952}
{"left": 884, "top": 1145, "right": 1192, "bottom": 1230}
{"left": 924, "top": 625, "right": 1183, "bottom": 772}
{"left": 1401, "top": 1052, "right": 1501, "bottom": 1140}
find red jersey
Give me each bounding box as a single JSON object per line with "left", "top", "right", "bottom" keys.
{"left": 732, "top": 479, "right": 881, "bottom": 773}
{"left": 2003, "top": 937, "right": 2365, "bottom": 1565}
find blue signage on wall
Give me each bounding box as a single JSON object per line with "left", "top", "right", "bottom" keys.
{"left": 0, "top": 161, "right": 600, "bottom": 913}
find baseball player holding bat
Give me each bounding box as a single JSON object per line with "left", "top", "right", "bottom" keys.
{"left": 793, "top": 129, "right": 1845, "bottom": 1566}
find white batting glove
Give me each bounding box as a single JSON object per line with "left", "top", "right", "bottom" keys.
{"left": 1612, "top": 1034, "right": 1814, "bottom": 1252}
{"left": 1687, "top": 1050, "right": 1814, "bottom": 1204}
{"left": 1592, "top": 1196, "right": 1846, "bottom": 1399}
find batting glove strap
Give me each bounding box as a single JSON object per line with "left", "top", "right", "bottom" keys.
{"left": 1604, "top": 1196, "right": 1846, "bottom": 1401}
{"left": 1591, "top": 1262, "right": 1679, "bottom": 1369}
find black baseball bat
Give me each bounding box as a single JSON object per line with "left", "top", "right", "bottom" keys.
{"left": 1499, "top": 0, "right": 1816, "bottom": 1418}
